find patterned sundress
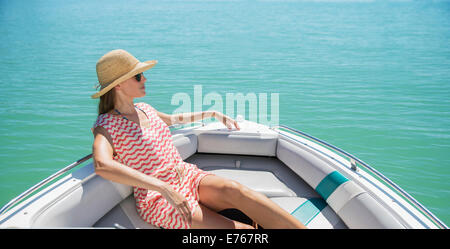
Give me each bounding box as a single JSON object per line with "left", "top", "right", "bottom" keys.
{"left": 93, "top": 102, "right": 212, "bottom": 229}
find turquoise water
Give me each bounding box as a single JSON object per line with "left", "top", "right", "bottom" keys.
{"left": 1, "top": 0, "right": 449, "bottom": 225}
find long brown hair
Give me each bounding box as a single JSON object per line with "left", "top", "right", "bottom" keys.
{"left": 98, "top": 88, "right": 116, "bottom": 115}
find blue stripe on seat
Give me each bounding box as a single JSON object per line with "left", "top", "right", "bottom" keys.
{"left": 315, "top": 171, "right": 349, "bottom": 200}
{"left": 291, "top": 198, "right": 328, "bottom": 225}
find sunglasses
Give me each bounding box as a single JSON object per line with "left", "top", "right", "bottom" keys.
{"left": 135, "top": 73, "right": 144, "bottom": 82}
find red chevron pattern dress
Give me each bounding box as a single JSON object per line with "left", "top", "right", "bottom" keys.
{"left": 93, "top": 102, "right": 212, "bottom": 229}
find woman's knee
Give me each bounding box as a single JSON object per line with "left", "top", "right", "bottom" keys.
{"left": 222, "top": 180, "right": 252, "bottom": 204}
{"left": 198, "top": 176, "right": 254, "bottom": 210}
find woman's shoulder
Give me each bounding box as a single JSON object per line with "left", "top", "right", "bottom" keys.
{"left": 91, "top": 113, "right": 113, "bottom": 136}
{"left": 95, "top": 112, "right": 111, "bottom": 121}
{"left": 93, "top": 113, "right": 115, "bottom": 127}
{"left": 135, "top": 102, "right": 156, "bottom": 112}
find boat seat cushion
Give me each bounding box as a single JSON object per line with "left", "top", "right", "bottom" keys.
{"left": 276, "top": 138, "right": 335, "bottom": 189}
{"left": 207, "top": 169, "right": 296, "bottom": 198}
{"left": 276, "top": 137, "right": 404, "bottom": 228}
{"left": 172, "top": 134, "right": 198, "bottom": 160}
{"left": 337, "top": 192, "right": 404, "bottom": 229}
{"left": 197, "top": 133, "right": 278, "bottom": 156}
{"left": 186, "top": 153, "right": 320, "bottom": 198}
{"left": 94, "top": 195, "right": 158, "bottom": 229}
{"left": 270, "top": 197, "right": 347, "bottom": 229}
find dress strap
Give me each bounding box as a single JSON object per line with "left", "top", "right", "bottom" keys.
{"left": 135, "top": 105, "right": 145, "bottom": 113}
{"left": 114, "top": 105, "right": 146, "bottom": 121}
{"left": 114, "top": 109, "right": 129, "bottom": 120}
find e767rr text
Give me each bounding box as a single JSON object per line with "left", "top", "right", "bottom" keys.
{"left": 226, "top": 233, "right": 269, "bottom": 244}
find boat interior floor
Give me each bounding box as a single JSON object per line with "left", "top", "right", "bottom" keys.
{"left": 94, "top": 153, "right": 348, "bottom": 229}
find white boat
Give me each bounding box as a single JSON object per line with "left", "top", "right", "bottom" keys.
{"left": 0, "top": 119, "right": 447, "bottom": 229}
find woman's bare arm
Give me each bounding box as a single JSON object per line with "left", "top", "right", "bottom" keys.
{"left": 156, "top": 110, "right": 240, "bottom": 130}
{"left": 156, "top": 110, "right": 216, "bottom": 126}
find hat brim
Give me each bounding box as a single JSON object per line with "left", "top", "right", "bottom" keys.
{"left": 91, "top": 60, "right": 158, "bottom": 99}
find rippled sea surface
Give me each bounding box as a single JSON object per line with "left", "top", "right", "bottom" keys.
{"left": 0, "top": 0, "right": 449, "bottom": 225}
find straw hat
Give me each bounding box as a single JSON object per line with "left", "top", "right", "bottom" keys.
{"left": 91, "top": 49, "right": 158, "bottom": 98}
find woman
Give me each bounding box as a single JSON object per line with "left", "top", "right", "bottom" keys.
{"left": 91, "top": 49, "right": 306, "bottom": 229}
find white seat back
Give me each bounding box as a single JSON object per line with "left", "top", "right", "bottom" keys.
{"left": 197, "top": 132, "right": 278, "bottom": 156}
{"left": 276, "top": 137, "right": 404, "bottom": 229}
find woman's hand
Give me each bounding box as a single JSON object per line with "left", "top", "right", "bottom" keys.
{"left": 160, "top": 183, "right": 192, "bottom": 225}
{"left": 214, "top": 112, "right": 241, "bottom": 130}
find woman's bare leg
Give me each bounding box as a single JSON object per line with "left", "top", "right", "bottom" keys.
{"left": 198, "top": 175, "right": 307, "bottom": 229}
{"left": 191, "top": 203, "right": 254, "bottom": 229}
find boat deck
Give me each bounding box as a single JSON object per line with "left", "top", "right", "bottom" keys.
{"left": 94, "top": 153, "right": 347, "bottom": 229}
{"left": 0, "top": 121, "right": 443, "bottom": 229}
